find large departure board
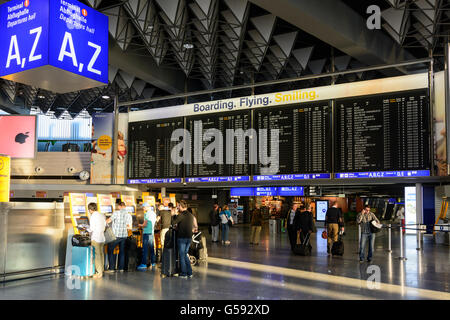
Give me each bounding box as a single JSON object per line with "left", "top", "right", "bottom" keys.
{"left": 335, "top": 90, "right": 430, "bottom": 172}
{"left": 128, "top": 118, "right": 184, "bottom": 179}
{"left": 185, "top": 111, "right": 251, "bottom": 177}
{"left": 254, "top": 102, "right": 332, "bottom": 175}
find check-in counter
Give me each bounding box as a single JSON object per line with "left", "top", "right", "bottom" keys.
{"left": 0, "top": 202, "right": 70, "bottom": 282}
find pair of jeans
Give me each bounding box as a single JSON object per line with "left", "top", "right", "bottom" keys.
{"left": 221, "top": 223, "right": 229, "bottom": 242}
{"left": 107, "top": 237, "right": 126, "bottom": 271}
{"left": 211, "top": 225, "right": 220, "bottom": 242}
{"left": 141, "top": 234, "right": 155, "bottom": 265}
{"left": 177, "top": 238, "right": 192, "bottom": 277}
{"left": 359, "top": 233, "right": 375, "bottom": 261}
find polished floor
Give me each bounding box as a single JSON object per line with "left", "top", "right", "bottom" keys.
{"left": 0, "top": 223, "right": 449, "bottom": 300}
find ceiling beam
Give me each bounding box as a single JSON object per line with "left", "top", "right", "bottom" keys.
{"left": 109, "top": 38, "right": 187, "bottom": 94}
{"left": 249, "top": 0, "right": 416, "bottom": 74}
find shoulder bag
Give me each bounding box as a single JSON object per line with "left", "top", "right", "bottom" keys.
{"left": 104, "top": 225, "right": 116, "bottom": 244}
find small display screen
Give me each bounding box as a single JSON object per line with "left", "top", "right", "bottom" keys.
{"left": 100, "top": 205, "right": 113, "bottom": 213}
{"left": 126, "top": 206, "right": 135, "bottom": 214}
{"left": 72, "top": 205, "right": 86, "bottom": 214}
{"left": 316, "top": 200, "right": 328, "bottom": 221}
{"left": 76, "top": 217, "right": 90, "bottom": 226}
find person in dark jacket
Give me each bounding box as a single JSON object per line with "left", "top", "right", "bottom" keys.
{"left": 209, "top": 203, "right": 221, "bottom": 243}
{"left": 172, "top": 200, "right": 194, "bottom": 279}
{"left": 325, "top": 201, "right": 344, "bottom": 255}
{"left": 250, "top": 204, "right": 263, "bottom": 245}
{"left": 286, "top": 203, "right": 300, "bottom": 251}
{"left": 297, "top": 204, "right": 314, "bottom": 245}
{"left": 159, "top": 204, "right": 173, "bottom": 249}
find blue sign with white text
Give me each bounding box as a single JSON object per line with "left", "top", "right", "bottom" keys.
{"left": 127, "top": 178, "right": 182, "bottom": 184}
{"left": 335, "top": 170, "right": 430, "bottom": 179}
{"left": 186, "top": 176, "right": 250, "bottom": 183}
{"left": 254, "top": 174, "right": 330, "bottom": 181}
{"left": 48, "top": 0, "right": 108, "bottom": 83}
{"left": 0, "top": 0, "right": 108, "bottom": 88}
{"left": 0, "top": 0, "right": 49, "bottom": 75}
{"left": 278, "top": 187, "right": 304, "bottom": 196}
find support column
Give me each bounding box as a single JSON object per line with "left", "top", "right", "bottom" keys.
{"left": 112, "top": 93, "right": 119, "bottom": 185}
{"left": 416, "top": 183, "right": 423, "bottom": 250}
{"left": 445, "top": 42, "right": 450, "bottom": 175}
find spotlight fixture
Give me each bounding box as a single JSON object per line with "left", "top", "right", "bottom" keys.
{"left": 38, "top": 95, "right": 45, "bottom": 99}
{"left": 183, "top": 43, "right": 194, "bottom": 49}
{"left": 101, "top": 95, "right": 110, "bottom": 99}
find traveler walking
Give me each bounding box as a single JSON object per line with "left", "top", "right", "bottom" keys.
{"left": 106, "top": 201, "right": 132, "bottom": 272}
{"left": 298, "top": 204, "right": 314, "bottom": 244}
{"left": 220, "top": 205, "right": 233, "bottom": 245}
{"left": 286, "top": 203, "right": 299, "bottom": 251}
{"left": 209, "top": 203, "right": 221, "bottom": 243}
{"left": 357, "top": 205, "right": 380, "bottom": 263}
{"left": 172, "top": 200, "right": 194, "bottom": 279}
{"left": 137, "top": 203, "right": 159, "bottom": 270}
{"left": 88, "top": 203, "right": 106, "bottom": 278}
{"left": 325, "top": 201, "right": 344, "bottom": 255}
{"left": 250, "top": 204, "right": 263, "bottom": 245}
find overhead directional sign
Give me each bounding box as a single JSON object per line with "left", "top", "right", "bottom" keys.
{"left": 0, "top": 0, "right": 108, "bottom": 93}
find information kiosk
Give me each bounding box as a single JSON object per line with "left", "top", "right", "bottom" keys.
{"left": 97, "top": 194, "right": 114, "bottom": 217}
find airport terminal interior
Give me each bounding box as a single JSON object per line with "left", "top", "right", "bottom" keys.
{"left": 0, "top": 0, "right": 450, "bottom": 301}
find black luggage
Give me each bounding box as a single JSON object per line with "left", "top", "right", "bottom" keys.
{"left": 125, "top": 236, "right": 139, "bottom": 271}
{"left": 293, "top": 233, "right": 312, "bottom": 256}
{"left": 331, "top": 234, "right": 344, "bottom": 256}
{"left": 161, "top": 228, "right": 179, "bottom": 277}
{"left": 72, "top": 234, "right": 91, "bottom": 247}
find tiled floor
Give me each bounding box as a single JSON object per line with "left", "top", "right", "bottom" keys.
{"left": 0, "top": 223, "right": 449, "bottom": 300}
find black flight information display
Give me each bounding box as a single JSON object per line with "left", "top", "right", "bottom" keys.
{"left": 335, "top": 90, "right": 430, "bottom": 172}
{"left": 255, "top": 102, "right": 332, "bottom": 175}
{"left": 128, "top": 118, "right": 184, "bottom": 179}
{"left": 185, "top": 111, "right": 251, "bottom": 177}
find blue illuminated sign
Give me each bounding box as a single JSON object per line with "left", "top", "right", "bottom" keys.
{"left": 230, "top": 187, "right": 254, "bottom": 197}
{"left": 255, "top": 187, "right": 277, "bottom": 196}
{"left": 127, "top": 178, "right": 182, "bottom": 184}
{"left": 0, "top": 0, "right": 108, "bottom": 88}
{"left": 186, "top": 176, "right": 250, "bottom": 183}
{"left": 335, "top": 170, "right": 430, "bottom": 179}
{"left": 278, "top": 187, "right": 304, "bottom": 196}
{"left": 254, "top": 174, "right": 330, "bottom": 181}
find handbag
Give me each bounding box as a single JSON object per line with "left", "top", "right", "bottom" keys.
{"left": 104, "top": 225, "right": 116, "bottom": 244}
{"left": 321, "top": 230, "right": 328, "bottom": 239}
{"left": 227, "top": 214, "right": 233, "bottom": 227}
{"left": 370, "top": 220, "right": 382, "bottom": 233}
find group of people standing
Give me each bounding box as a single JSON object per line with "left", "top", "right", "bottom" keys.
{"left": 285, "top": 203, "right": 315, "bottom": 251}
{"left": 209, "top": 203, "right": 233, "bottom": 245}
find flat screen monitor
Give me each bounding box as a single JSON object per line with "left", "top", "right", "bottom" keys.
{"left": 100, "top": 205, "right": 113, "bottom": 213}
{"left": 76, "top": 217, "right": 90, "bottom": 227}
{"left": 72, "top": 205, "right": 86, "bottom": 214}
{"left": 0, "top": 115, "right": 36, "bottom": 158}
{"left": 126, "top": 206, "right": 135, "bottom": 214}
{"left": 315, "top": 200, "right": 328, "bottom": 221}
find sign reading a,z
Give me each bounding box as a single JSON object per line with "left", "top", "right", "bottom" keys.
{"left": 0, "top": 0, "right": 108, "bottom": 87}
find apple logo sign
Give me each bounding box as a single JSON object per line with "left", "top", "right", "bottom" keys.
{"left": 15, "top": 132, "right": 30, "bottom": 144}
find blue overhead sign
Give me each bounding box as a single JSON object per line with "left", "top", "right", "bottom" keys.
{"left": 278, "top": 187, "right": 304, "bottom": 196}
{"left": 335, "top": 170, "right": 430, "bottom": 179}
{"left": 0, "top": 0, "right": 108, "bottom": 93}
{"left": 186, "top": 176, "right": 250, "bottom": 183}
{"left": 127, "top": 178, "right": 182, "bottom": 184}
{"left": 230, "top": 187, "right": 304, "bottom": 197}
{"left": 254, "top": 174, "right": 330, "bottom": 181}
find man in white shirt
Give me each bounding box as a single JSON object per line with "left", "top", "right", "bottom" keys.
{"left": 88, "top": 203, "right": 106, "bottom": 278}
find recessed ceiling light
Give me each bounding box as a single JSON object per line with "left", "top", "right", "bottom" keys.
{"left": 101, "top": 95, "right": 110, "bottom": 99}
{"left": 38, "top": 95, "right": 45, "bottom": 99}
{"left": 183, "top": 43, "right": 194, "bottom": 49}
{"left": 147, "top": 25, "right": 154, "bottom": 30}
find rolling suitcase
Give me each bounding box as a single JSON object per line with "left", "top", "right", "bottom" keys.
{"left": 293, "top": 233, "right": 312, "bottom": 256}
{"left": 125, "top": 236, "right": 139, "bottom": 271}
{"left": 161, "top": 228, "right": 179, "bottom": 277}
{"left": 71, "top": 246, "right": 95, "bottom": 277}
{"left": 331, "top": 234, "right": 344, "bottom": 256}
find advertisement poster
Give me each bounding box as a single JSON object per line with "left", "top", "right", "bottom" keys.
{"left": 121, "top": 195, "right": 136, "bottom": 214}
{"left": 143, "top": 195, "right": 156, "bottom": 207}
{"left": 69, "top": 193, "right": 87, "bottom": 214}
{"left": 0, "top": 116, "right": 36, "bottom": 159}
{"left": 434, "top": 71, "right": 447, "bottom": 176}
{"left": 0, "top": 155, "right": 11, "bottom": 202}
{"left": 91, "top": 113, "right": 128, "bottom": 184}
{"left": 404, "top": 187, "right": 417, "bottom": 234}
{"left": 91, "top": 113, "right": 113, "bottom": 184}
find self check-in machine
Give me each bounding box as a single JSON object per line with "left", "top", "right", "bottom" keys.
{"left": 97, "top": 194, "right": 114, "bottom": 218}
{"left": 69, "top": 193, "right": 89, "bottom": 234}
